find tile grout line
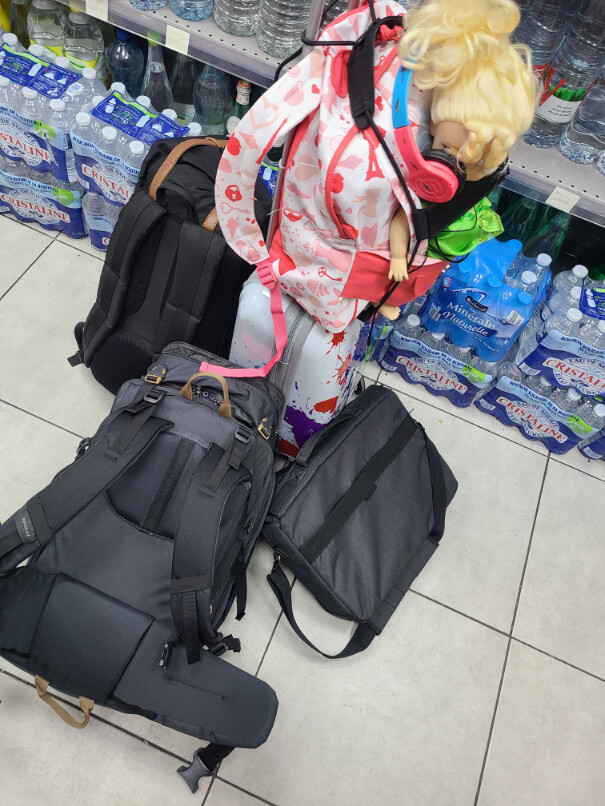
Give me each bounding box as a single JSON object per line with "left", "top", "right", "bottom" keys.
{"left": 548, "top": 452, "right": 605, "bottom": 486}
{"left": 0, "top": 397, "right": 86, "bottom": 440}
{"left": 215, "top": 776, "right": 282, "bottom": 806}
{"left": 0, "top": 667, "right": 190, "bottom": 765}
{"left": 0, "top": 239, "right": 56, "bottom": 304}
{"left": 54, "top": 236, "right": 104, "bottom": 262}
{"left": 408, "top": 590, "right": 509, "bottom": 638}
{"left": 510, "top": 637, "right": 605, "bottom": 685}
{"left": 472, "top": 455, "right": 551, "bottom": 806}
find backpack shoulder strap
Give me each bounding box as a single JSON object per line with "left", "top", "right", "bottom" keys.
{"left": 0, "top": 402, "right": 172, "bottom": 573}
{"left": 78, "top": 192, "right": 166, "bottom": 365}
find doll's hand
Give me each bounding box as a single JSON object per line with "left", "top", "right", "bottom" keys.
{"left": 388, "top": 257, "right": 409, "bottom": 283}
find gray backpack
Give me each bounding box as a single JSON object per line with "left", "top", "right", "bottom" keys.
{"left": 263, "top": 384, "right": 458, "bottom": 658}
{"left": 0, "top": 343, "right": 283, "bottom": 792}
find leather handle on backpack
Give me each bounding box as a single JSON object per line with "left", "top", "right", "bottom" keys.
{"left": 179, "top": 371, "right": 232, "bottom": 419}
{"left": 149, "top": 138, "right": 227, "bottom": 232}
{"left": 35, "top": 676, "right": 94, "bottom": 730}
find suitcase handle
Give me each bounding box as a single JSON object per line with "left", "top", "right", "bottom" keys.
{"left": 148, "top": 137, "right": 227, "bottom": 233}
{"left": 179, "top": 371, "right": 232, "bottom": 419}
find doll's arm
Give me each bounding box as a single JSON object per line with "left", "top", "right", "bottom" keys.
{"left": 214, "top": 48, "right": 325, "bottom": 266}
{"left": 388, "top": 207, "right": 410, "bottom": 282}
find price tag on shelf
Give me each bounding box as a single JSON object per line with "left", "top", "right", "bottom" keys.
{"left": 545, "top": 186, "right": 579, "bottom": 214}
{"left": 165, "top": 26, "right": 190, "bottom": 55}
{"left": 86, "top": 0, "right": 109, "bottom": 22}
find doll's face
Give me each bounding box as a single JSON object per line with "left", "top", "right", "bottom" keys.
{"left": 430, "top": 120, "right": 485, "bottom": 182}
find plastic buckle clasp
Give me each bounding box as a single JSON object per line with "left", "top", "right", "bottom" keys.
{"left": 256, "top": 259, "right": 276, "bottom": 288}
{"left": 143, "top": 388, "right": 165, "bottom": 405}
{"left": 177, "top": 750, "right": 212, "bottom": 794}
{"left": 271, "top": 551, "right": 283, "bottom": 573}
{"left": 235, "top": 428, "right": 252, "bottom": 444}
{"left": 76, "top": 437, "right": 91, "bottom": 456}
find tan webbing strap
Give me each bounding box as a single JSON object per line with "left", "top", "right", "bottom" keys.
{"left": 35, "top": 676, "right": 94, "bottom": 730}
{"left": 202, "top": 207, "right": 220, "bottom": 232}
{"left": 179, "top": 371, "right": 232, "bottom": 419}
{"left": 148, "top": 137, "right": 228, "bottom": 201}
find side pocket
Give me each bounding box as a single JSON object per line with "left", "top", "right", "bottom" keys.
{"left": 0, "top": 568, "right": 55, "bottom": 655}
{"left": 29, "top": 574, "right": 152, "bottom": 702}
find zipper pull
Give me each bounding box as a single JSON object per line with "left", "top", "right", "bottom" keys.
{"left": 257, "top": 418, "right": 271, "bottom": 440}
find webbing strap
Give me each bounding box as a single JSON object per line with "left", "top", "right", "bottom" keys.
{"left": 267, "top": 566, "right": 377, "bottom": 659}
{"left": 171, "top": 442, "right": 249, "bottom": 664}
{"left": 141, "top": 439, "right": 195, "bottom": 533}
{"left": 300, "top": 415, "right": 417, "bottom": 563}
{"left": 198, "top": 259, "right": 288, "bottom": 379}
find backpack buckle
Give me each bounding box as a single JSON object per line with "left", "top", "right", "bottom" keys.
{"left": 144, "top": 372, "right": 165, "bottom": 385}
{"left": 207, "top": 634, "right": 241, "bottom": 656}
{"left": 257, "top": 418, "right": 271, "bottom": 440}
{"left": 76, "top": 437, "right": 91, "bottom": 456}
{"left": 143, "top": 389, "right": 165, "bottom": 405}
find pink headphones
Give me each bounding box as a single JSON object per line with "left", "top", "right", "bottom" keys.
{"left": 392, "top": 68, "right": 466, "bottom": 204}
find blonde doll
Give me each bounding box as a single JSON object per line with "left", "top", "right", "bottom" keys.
{"left": 382, "top": 0, "right": 538, "bottom": 317}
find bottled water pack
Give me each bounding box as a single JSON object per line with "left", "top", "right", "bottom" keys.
{"left": 379, "top": 313, "right": 498, "bottom": 408}
{"left": 578, "top": 426, "right": 605, "bottom": 462}
{"left": 420, "top": 238, "right": 543, "bottom": 363}
{"left": 70, "top": 91, "right": 188, "bottom": 208}
{"left": 475, "top": 364, "right": 605, "bottom": 455}
{"left": 515, "top": 269, "right": 605, "bottom": 398}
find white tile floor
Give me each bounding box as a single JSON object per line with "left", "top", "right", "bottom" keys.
{"left": 0, "top": 215, "right": 604, "bottom": 806}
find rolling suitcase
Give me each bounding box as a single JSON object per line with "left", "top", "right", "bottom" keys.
{"left": 229, "top": 274, "right": 389, "bottom": 455}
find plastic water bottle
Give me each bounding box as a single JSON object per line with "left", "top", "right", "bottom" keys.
{"left": 82, "top": 190, "right": 106, "bottom": 227}
{"left": 104, "top": 29, "right": 144, "bottom": 99}
{"left": 10, "top": 0, "right": 31, "bottom": 50}
{"left": 136, "top": 95, "right": 155, "bottom": 113}
{"left": 28, "top": 42, "right": 55, "bottom": 61}
{"left": 513, "top": 0, "right": 575, "bottom": 81}
{"left": 63, "top": 11, "right": 103, "bottom": 71}
{"left": 550, "top": 386, "right": 582, "bottom": 413}
{"left": 98, "top": 125, "right": 119, "bottom": 168}
{"left": 193, "top": 65, "right": 230, "bottom": 136}
{"left": 525, "top": 373, "right": 553, "bottom": 397}
{"left": 407, "top": 293, "right": 428, "bottom": 316}
{"left": 474, "top": 357, "right": 499, "bottom": 377}
{"left": 552, "top": 264, "right": 589, "bottom": 293}
{"left": 186, "top": 121, "right": 202, "bottom": 136}
{"left": 130, "top": 0, "right": 166, "bottom": 11}
{"left": 141, "top": 39, "right": 173, "bottom": 115}
{"left": 545, "top": 307, "right": 584, "bottom": 338}
{"left": 559, "top": 70, "right": 605, "bottom": 164}
{"left": 323, "top": 0, "right": 350, "bottom": 24}
{"left": 161, "top": 108, "right": 178, "bottom": 121}
{"left": 580, "top": 317, "right": 605, "bottom": 350}
{"left": 214, "top": 0, "right": 260, "bottom": 36}
{"left": 396, "top": 313, "right": 421, "bottom": 339}
{"left": 508, "top": 270, "right": 538, "bottom": 296}
{"left": 226, "top": 79, "right": 251, "bottom": 135}
{"left": 544, "top": 285, "right": 582, "bottom": 318}
{"left": 27, "top": 0, "right": 65, "bottom": 59}
{"left": 422, "top": 330, "right": 448, "bottom": 353}
{"left": 63, "top": 67, "right": 104, "bottom": 116}
{"left": 576, "top": 400, "right": 605, "bottom": 430}
{"left": 170, "top": 0, "right": 213, "bottom": 21}
{"left": 447, "top": 343, "right": 473, "bottom": 363}
{"left": 2, "top": 32, "right": 25, "bottom": 52}
{"left": 497, "top": 360, "right": 524, "bottom": 383}
{"left": 525, "top": 25, "right": 605, "bottom": 148}
{"left": 170, "top": 53, "right": 198, "bottom": 126}
{"left": 256, "top": 0, "right": 314, "bottom": 58}
{"left": 19, "top": 86, "right": 44, "bottom": 120}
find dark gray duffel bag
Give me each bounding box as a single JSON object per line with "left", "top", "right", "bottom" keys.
{"left": 0, "top": 343, "right": 283, "bottom": 792}
{"left": 263, "top": 384, "right": 458, "bottom": 658}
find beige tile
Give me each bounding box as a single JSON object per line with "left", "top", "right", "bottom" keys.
{"left": 0, "top": 402, "right": 80, "bottom": 523}
{"left": 362, "top": 358, "right": 381, "bottom": 381}
{"left": 551, "top": 445, "right": 605, "bottom": 484}
{"left": 396, "top": 393, "right": 547, "bottom": 632}
{"left": 0, "top": 215, "right": 53, "bottom": 298}
{"left": 2, "top": 211, "right": 61, "bottom": 239}
{"left": 514, "top": 461, "right": 605, "bottom": 678}
{"left": 57, "top": 232, "right": 108, "bottom": 259}
{"left": 478, "top": 641, "right": 605, "bottom": 806}
{"left": 0, "top": 240, "right": 113, "bottom": 435}
{"left": 207, "top": 780, "right": 267, "bottom": 806}
{"left": 0, "top": 672, "right": 211, "bottom": 805}
{"left": 379, "top": 366, "right": 549, "bottom": 455}
{"left": 222, "top": 591, "right": 507, "bottom": 806}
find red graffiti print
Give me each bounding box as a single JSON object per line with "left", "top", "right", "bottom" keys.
{"left": 225, "top": 185, "right": 242, "bottom": 202}
{"left": 227, "top": 137, "right": 241, "bottom": 156}
{"left": 314, "top": 397, "right": 339, "bottom": 414}
{"left": 327, "top": 331, "right": 346, "bottom": 353}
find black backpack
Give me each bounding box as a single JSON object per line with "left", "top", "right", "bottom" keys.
{"left": 0, "top": 343, "right": 283, "bottom": 792}
{"left": 70, "top": 137, "right": 272, "bottom": 393}
{"left": 264, "top": 385, "right": 458, "bottom": 658}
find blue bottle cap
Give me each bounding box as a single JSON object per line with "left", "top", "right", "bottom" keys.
{"left": 488, "top": 276, "right": 502, "bottom": 288}
{"left": 116, "top": 29, "right": 131, "bottom": 41}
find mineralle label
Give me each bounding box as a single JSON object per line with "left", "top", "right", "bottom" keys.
{"left": 91, "top": 92, "right": 188, "bottom": 145}
{"left": 0, "top": 45, "right": 79, "bottom": 98}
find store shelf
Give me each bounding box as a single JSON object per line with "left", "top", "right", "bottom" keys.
{"left": 81, "top": 0, "right": 283, "bottom": 86}
{"left": 505, "top": 140, "right": 605, "bottom": 228}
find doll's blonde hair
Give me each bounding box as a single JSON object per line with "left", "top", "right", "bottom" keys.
{"left": 399, "top": 0, "right": 537, "bottom": 175}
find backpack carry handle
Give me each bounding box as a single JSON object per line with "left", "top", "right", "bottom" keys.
{"left": 148, "top": 137, "right": 228, "bottom": 233}
{"left": 179, "top": 371, "right": 232, "bottom": 419}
